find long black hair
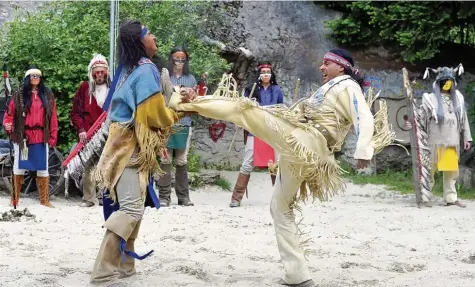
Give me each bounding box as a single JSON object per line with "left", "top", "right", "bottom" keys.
{"left": 329, "top": 49, "right": 364, "bottom": 88}
{"left": 167, "top": 46, "right": 191, "bottom": 75}
{"left": 246, "top": 61, "right": 278, "bottom": 102}
{"left": 117, "top": 20, "right": 147, "bottom": 67}
{"left": 22, "top": 65, "right": 47, "bottom": 110}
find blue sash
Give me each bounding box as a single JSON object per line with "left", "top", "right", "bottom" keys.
{"left": 102, "top": 176, "right": 159, "bottom": 261}
{"left": 18, "top": 143, "right": 47, "bottom": 171}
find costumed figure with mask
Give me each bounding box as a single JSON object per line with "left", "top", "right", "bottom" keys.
{"left": 230, "top": 61, "right": 284, "bottom": 208}
{"left": 167, "top": 48, "right": 395, "bottom": 286}
{"left": 88, "top": 20, "right": 191, "bottom": 284}
{"left": 3, "top": 65, "right": 58, "bottom": 208}
{"left": 157, "top": 46, "right": 197, "bottom": 207}
{"left": 70, "top": 54, "right": 111, "bottom": 207}
{"left": 405, "top": 64, "right": 471, "bottom": 208}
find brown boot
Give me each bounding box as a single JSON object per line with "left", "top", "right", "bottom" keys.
{"left": 229, "top": 173, "right": 250, "bottom": 207}
{"left": 90, "top": 229, "right": 122, "bottom": 283}
{"left": 10, "top": 175, "right": 24, "bottom": 207}
{"left": 36, "top": 176, "right": 54, "bottom": 208}
{"left": 91, "top": 211, "right": 138, "bottom": 283}
{"left": 118, "top": 220, "right": 142, "bottom": 278}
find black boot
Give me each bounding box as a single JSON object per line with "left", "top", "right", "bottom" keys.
{"left": 157, "top": 163, "right": 172, "bottom": 207}
{"left": 175, "top": 164, "right": 193, "bottom": 206}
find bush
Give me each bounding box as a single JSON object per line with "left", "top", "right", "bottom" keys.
{"left": 0, "top": 1, "right": 230, "bottom": 154}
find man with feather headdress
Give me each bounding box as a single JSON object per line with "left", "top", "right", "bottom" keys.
{"left": 71, "top": 53, "right": 111, "bottom": 207}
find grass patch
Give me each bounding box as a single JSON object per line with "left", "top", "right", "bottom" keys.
{"left": 214, "top": 178, "right": 232, "bottom": 191}
{"left": 202, "top": 162, "right": 240, "bottom": 171}
{"left": 340, "top": 160, "right": 475, "bottom": 200}
{"left": 189, "top": 173, "right": 232, "bottom": 191}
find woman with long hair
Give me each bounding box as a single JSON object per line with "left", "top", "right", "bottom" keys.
{"left": 229, "top": 61, "right": 284, "bottom": 207}
{"left": 157, "top": 46, "right": 197, "bottom": 207}
{"left": 3, "top": 65, "right": 58, "bottom": 208}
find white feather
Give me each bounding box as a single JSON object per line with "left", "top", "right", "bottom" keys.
{"left": 458, "top": 63, "right": 464, "bottom": 76}
{"left": 423, "top": 68, "right": 429, "bottom": 80}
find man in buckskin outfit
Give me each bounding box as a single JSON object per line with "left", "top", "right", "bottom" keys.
{"left": 70, "top": 54, "right": 111, "bottom": 207}
{"left": 169, "top": 48, "right": 376, "bottom": 287}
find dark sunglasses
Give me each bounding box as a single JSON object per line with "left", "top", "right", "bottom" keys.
{"left": 173, "top": 58, "right": 187, "bottom": 63}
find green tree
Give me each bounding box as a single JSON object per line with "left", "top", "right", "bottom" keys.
{"left": 321, "top": 1, "right": 475, "bottom": 62}
{"left": 0, "top": 1, "right": 230, "bottom": 153}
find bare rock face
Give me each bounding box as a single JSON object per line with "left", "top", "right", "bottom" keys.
{"left": 457, "top": 166, "right": 475, "bottom": 189}
{"left": 196, "top": 1, "right": 475, "bottom": 176}
{"left": 0, "top": 1, "right": 43, "bottom": 25}
{"left": 194, "top": 1, "right": 341, "bottom": 167}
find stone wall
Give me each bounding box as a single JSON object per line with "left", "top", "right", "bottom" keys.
{"left": 0, "top": 1, "right": 43, "bottom": 24}
{"left": 196, "top": 1, "right": 475, "bottom": 171}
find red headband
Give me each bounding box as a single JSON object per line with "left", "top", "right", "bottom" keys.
{"left": 323, "top": 52, "right": 352, "bottom": 69}
{"left": 258, "top": 64, "right": 272, "bottom": 70}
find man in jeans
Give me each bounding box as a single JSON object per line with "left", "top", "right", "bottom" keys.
{"left": 157, "top": 46, "right": 196, "bottom": 207}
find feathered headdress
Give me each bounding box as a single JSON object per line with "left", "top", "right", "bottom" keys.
{"left": 88, "top": 53, "right": 109, "bottom": 84}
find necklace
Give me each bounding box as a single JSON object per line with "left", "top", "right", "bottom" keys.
{"left": 442, "top": 94, "right": 453, "bottom": 113}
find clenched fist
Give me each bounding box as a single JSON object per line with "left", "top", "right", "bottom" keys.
{"left": 79, "top": 132, "right": 87, "bottom": 144}
{"left": 180, "top": 87, "right": 196, "bottom": 103}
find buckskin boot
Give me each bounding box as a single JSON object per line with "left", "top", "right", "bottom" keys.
{"left": 229, "top": 172, "right": 250, "bottom": 207}
{"left": 10, "top": 174, "right": 24, "bottom": 207}
{"left": 36, "top": 176, "right": 55, "bottom": 208}
{"left": 175, "top": 164, "right": 194, "bottom": 206}
{"left": 118, "top": 220, "right": 142, "bottom": 278}
{"left": 157, "top": 163, "right": 172, "bottom": 207}
{"left": 90, "top": 211, "right": 138, "bottom": 284}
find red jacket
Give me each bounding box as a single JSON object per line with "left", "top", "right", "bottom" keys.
{"left": 3, "top": 91, "right": 58, "bottom": 147}
{"left": 70, "top": 81, "right": 104, "bottom": 134}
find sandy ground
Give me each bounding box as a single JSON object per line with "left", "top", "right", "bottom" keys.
{"left": 0, "top": 170, "right": 474, "bottom": 287}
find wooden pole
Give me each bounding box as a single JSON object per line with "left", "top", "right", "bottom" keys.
{"left": 292, "top": 78, "right": 301, "bottom": 104}
{"left": 402, "top": 68, "right": 422, "bottom": 208}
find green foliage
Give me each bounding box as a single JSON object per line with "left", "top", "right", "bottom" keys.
{"left": 186, "top": 148, "right": 201, "bottom": 173}
{"left": 466, "top": 81, "right": 475, "bottom": 136}
{"left": 0, "top": 1, "right": 230, "bottom": 153}
{"left": 322, "top": 1, "right": 475, "bottom": 62}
